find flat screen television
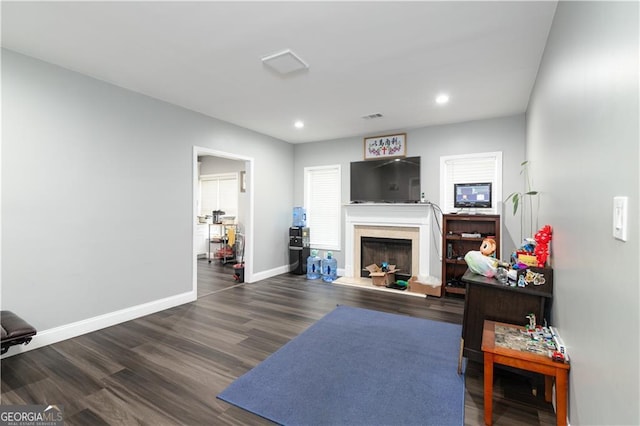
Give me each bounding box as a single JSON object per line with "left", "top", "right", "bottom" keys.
{"left": 454, "top": 182, "right": 492, "bottom": 209}
{"left": 350, "top": 157, "right": 421, "bottom": 203}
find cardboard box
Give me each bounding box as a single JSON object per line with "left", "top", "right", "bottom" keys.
{"left": 366, "top": 264, "right": 398, "bottom": 286}
{"left": 408, "top": 276, "right": 442, "bottom": 297}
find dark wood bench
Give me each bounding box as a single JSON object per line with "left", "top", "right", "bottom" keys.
{"left": 1, "top": 311, "right": 37, "bottom": 354}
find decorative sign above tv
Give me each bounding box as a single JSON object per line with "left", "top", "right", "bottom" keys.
{"left": 364, "top": 133, "right": 406, "bottom": 159}
{"left": 350, "top": 156, "right": 421, "bottom": 203}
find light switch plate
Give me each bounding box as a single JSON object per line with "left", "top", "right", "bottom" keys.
{"left": 613, "top": 196, "right": 628, "bottom": 241}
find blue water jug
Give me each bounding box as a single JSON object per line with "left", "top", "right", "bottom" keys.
{"left": 306, "top": 249, "right": 321, "bottom": 280}
{"left": 293, "top": 207, "right": 306, "bottom": 227}
{"left": 321, "top": 251, "right": 338, "bottom": 282}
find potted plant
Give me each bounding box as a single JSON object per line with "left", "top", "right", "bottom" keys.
{"left": 505, "top": 160, "right": 539, "bottom": 241}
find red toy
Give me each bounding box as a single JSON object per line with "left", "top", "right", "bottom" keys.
{"left": 534, "top": 225, "right": 552, "bottom": 267}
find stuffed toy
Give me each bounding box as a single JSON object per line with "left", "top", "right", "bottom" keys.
{"left": 479, "top": 238, "right": 496, "bottom": 257}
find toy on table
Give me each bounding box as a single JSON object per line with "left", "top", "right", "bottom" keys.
{"left": 534, "top": 225, "right": 552, "bottom": 267}
{"left": 495, "top": 266, "right": 509, "bottom": 285}
{"left": 518, "top": 314, "right": 568, "bottom": 362}
{"left": 517, "top": 274, "right": 527, "bottom": 287}
{"left": 522, "top": 269, "right": 547, "bottom": 286}
{"left": 526, "top": 313, "right": 537, "bottom": 331}
{"left": 480, "top": 238, "right": 496, "bottom": 257}
{"left": 464, "top": 238, "right": 501, "bottom": 278}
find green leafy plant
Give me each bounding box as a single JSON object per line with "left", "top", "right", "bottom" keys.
{"left": 505, "top": 161, "right": 539, "bottom": 239}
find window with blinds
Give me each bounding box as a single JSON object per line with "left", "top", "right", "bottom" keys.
{"left": 304, "top": 165, "right": 341, "bottom": 250}
{"left": 200, "top": 173, "right": 238, "bottom": 218}
{"left": 440, "top": 152, "right": 502, "bottom": 214}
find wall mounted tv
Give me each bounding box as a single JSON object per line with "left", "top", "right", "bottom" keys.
{"left": 350, "top": 156, "right": 421, "bottom": 203}
{"left": 454, "top": 182, "right": 492, "bottom": 209}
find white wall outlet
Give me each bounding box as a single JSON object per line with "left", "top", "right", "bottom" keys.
{"left": 613, "top": 196, "right": 628, "bottom": 241}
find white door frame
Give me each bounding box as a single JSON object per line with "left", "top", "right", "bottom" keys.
{"left": 193, "top": 146, "right": 254, "bottom": 293}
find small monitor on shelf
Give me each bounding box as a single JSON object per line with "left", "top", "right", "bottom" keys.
{"left": 454, "top": 182, "right": 492, "bottom": 209}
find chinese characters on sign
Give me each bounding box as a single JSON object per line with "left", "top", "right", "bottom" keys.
{"left": 364, "top": 133, "right": 407, "bottom": 159}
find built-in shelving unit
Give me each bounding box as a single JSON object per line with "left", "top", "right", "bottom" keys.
{"left": 441, "top": 214, "right": 501, "bottom": 296}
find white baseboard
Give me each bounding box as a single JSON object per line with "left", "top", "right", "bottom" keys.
{"left": 250, "top": 265, "right": 290, "bottom": 282}
{"left": 2, "top": 266, "right": 351, "bottom": 359}
{"left": 1, "top": 290, "right": 197, "bottom": 359}
{"left": 250, "top": 266, "right": 347, "bottom": 283}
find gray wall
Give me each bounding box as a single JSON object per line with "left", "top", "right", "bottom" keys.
{"left": 2, "top": 49, "right": 294, "bottom": 332}
{"left": 527, "top": 2, "right": 639, "bottom": 424}
{"left": 294, "top": 115, "right": 526, "bottom": 278}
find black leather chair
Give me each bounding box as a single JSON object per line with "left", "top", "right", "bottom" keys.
{"left": 1, "top": 311, "right": 37, "bottom": 354}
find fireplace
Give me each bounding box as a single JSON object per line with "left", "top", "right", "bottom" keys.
{"left": 344, "top": 204, "right": 432, "bottom": 280}
{"left": 360, "top": 237, "right": 412, "bottom": 279}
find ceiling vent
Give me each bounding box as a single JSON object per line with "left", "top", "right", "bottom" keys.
{"left": 261, "top": 49, "right": 309, "bottom": 74}
{"left": 361, "top": 113, "right": 384, "bottom": 120}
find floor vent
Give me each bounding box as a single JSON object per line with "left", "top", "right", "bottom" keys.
{"left": 362, "top": 113, "right": 384, "bottom": 120}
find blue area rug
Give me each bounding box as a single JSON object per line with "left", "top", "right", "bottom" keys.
{"left": 217, "top": 305, "right": 464, "bottom": 425}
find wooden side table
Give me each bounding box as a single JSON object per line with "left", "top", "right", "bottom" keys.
{"left": 482, "top": 320, "right": 570, "bottom": 426}
{"left": 461, "top": 269, "right": 553, "bottom": 363}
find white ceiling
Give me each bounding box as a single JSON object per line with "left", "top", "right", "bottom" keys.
{"left": 1, "top": 1, "right": 557, "bottom": 144}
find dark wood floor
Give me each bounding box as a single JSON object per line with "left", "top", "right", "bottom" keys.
{"left": 1, "top": 260, "right": 556, "bottom": 425}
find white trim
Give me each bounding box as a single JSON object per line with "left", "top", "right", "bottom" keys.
{"left": 200, "top": 172, "right": 238, "bottom": 181}
{"left": 1, "top": 291, "right": 196, "bottom": 359}
{"left": 193, "top": 147, "right": 255, "bottom": 288}
{"left": 344, "top": 204, "right": 432, "bottom": 279}
{"left": 251, "top": 265, "right": 291, "bottom": 282}
{"left": 439, "top": 151, "right": 503, "bottom": 215}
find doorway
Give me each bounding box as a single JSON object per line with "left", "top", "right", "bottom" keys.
{"left": 193, "top": 146, "right": 254, "bottom": 297}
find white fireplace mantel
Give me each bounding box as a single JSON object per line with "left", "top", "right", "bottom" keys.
{"left": 344, "top": 204, "right": 432, "bottom": 279}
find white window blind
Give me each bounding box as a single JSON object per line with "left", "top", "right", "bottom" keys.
{"left": 200, "top": 173, "right": 238, "bottom": 218}
{"left": 440, "top": 152, "right": 502, "bottom": 214}
{"left": 201, "top": 180, "right": 219, "bottom": 215}
{"left": 304, "top": 165, "right": 341, "bottom": 250}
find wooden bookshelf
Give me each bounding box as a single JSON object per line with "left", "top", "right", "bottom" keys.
{"left": 441, "top": 214, "right": 501, "bottom": 296}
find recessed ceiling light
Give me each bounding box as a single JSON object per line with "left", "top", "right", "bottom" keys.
{"left": 294, "top": 120, "right": 305, "bottom": 129}
{"left": 436, "top": 94, "right": 450, "bottom": 105}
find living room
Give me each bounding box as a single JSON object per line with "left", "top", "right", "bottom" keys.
{"left": 2, "top": 2, "right": 638, "bottom": 425}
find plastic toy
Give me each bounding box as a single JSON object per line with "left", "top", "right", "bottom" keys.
{"left": 517, "top": 274, "right": 527, "bottom": 287}
{"left": 526, "top": 313, "right": 536, "bottom": 331}
{"left": 385, "top": 280, "right": 408, "bottom": 291}
{"left": 495, "top": 267, "right": 509, "bottom": 285}
{"left": 512, "top": 262, "right": 529, "bottom": 270}
{"left": 480, "top": 238, "right": 497, "bottom": 257}
{"left": 533, "top": 225, "right": 553, "bottom": 267}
